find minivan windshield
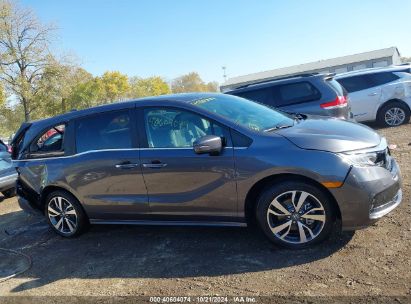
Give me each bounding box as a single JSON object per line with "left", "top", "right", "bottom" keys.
{"left": 190, "top": 95, "right": 294, "bottom": 132}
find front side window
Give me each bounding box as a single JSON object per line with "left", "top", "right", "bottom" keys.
{"left": 34, "top": 124, "right": 65, "bottom": 153}
{"left": 191, "top": 95, "right": 294, "bottom": 132}
{"left": 144, "top": 108, "right": 225, "bottom": 148}
{"left": 76, "top": 110, "right": 132, "bottom": 153}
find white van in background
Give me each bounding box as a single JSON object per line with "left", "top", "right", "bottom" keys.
{"left": 335, "top": 64, "right": 411, "bottom": 127}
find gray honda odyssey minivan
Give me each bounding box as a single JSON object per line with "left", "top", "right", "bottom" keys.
{"left": 12, "top": 93, "right": 402, "bottom": 249}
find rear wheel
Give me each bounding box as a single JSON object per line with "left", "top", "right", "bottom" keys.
{"left": 45, "top": 190, "right": 88, "bottom": 237}
{"left": 256, "top": 181, "right": 335, "bottom": 249}
{"left": 377, "top": 101, "right": 410, "bottom": 127}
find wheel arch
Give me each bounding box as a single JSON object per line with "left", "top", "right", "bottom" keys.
{"left": 40, "top": 185, "right": 88, "bottom": 217}
{"left": 377, "top": 98, "right": 411, "bottom": 116}
{"left": 244, "top": 173, "right": 342, "bottom": 224}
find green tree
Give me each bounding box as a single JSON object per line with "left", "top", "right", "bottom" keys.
{"left": 66, "top": 77, "right": 104, "bottom": 110}
{"left": 33, "top": 63, "right": 94, "bottom": 118}
{"left": 0, "top": 84, "right": 24, "bottom": 137}
{"left": 0, "top": 0, "right": 56, "bottom": 122}
{"left": 171, "top": 72, "right": 219, "bottom": 93}
{"left": 98, "top": 71, "right": 130, "bottom": 102}
{"left": 129, "top": 76, "right": 171, "bottom": 98}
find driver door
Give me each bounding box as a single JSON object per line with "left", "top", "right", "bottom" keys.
{"left": 139, "top": 107, "right": 238, "bottom": 221}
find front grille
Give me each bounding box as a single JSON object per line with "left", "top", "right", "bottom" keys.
{"left": 371, "top": 182, "right": 400, "bottom": 210}
{"left": 370, "top": 189, "right": 402, "bottom": 220}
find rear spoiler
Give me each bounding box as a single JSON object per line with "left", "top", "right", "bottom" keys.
{"left": 322, "top": 73, "right": 336, "bottom": 80}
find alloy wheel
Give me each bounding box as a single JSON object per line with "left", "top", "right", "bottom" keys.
{"left": 47, "top": 196, "right": 78, "bottom": 235}
{"left": 266, "top": 190, "right": 326, "bottom": 244}
{"left": 384, "top": 107, "right": 405, "bottom": 126}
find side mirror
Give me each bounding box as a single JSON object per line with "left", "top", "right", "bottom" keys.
{"left": 193, "top": 135, "right": 222, "bottom": 155}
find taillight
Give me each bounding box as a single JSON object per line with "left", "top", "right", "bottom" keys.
{"left": 8, "top": 145, "right": 12, "bottom": 154}
{"left": 320, "top": 96, "right": 347, "bottom": 109}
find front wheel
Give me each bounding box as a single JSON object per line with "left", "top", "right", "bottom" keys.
{"left": 45, "top": 190, "right": 88, "bottom": 237}
{"left": 256, "top": 182, "right": 335, "bottom": 249}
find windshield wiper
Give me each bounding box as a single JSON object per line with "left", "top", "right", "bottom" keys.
{"left": 264, "top": 124, "right": 293, "bottom": 132}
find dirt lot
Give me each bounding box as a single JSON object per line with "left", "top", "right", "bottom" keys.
{"left": 0, "top": 123, "right": 410, "bottom": 300}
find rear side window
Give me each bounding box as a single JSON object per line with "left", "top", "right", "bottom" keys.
{"left": 368, "top": 72, "right": 399, "bottom": 86}
{"left": 337, "top": 75, "right": 373, "bottom": 93}
{"left": 76, "top": 110, "right": 132, "bottom": 153}
{"left": 235, "top": 87, "right": 272, "bottom": 105}
{"left": 34, "top": 124, "right": 65, "bottom": 154}
{"left": 275, "top": 82, "right": 321, "bottom": 106}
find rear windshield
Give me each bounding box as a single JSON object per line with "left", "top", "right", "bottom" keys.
{"left": 275, "top": 82, "right": 321, "bottom": 106}
{"left": 232, "top": 81, "right": 321, "bottom": 107}
{"left": 11, "top": 127, "right": 28, "bottom": 159}
{"left": 327, "top": 79, "right": 346, "bottom": 96}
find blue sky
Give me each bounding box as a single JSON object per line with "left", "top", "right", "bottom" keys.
{"left": 21, "top": 0, "right": 411, "bottom": 83}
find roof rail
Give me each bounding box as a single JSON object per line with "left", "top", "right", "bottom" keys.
{"left": 231, "top": 73, "right": 321, "bottom": 90}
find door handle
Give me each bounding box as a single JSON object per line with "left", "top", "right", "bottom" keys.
{"left": 115, "top": 162, "right": 139, "bottom": 169}
{"left": 368, "top": 92, "right": 378, "bottom": 96}
{"left": 142, "top": 162, "right": 167, "bottom": 169}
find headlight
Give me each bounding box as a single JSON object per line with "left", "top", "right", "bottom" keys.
{"left": 339, "top": 151, "right": 387, "bottom": 167}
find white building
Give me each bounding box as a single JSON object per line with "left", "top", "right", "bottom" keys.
{"left": 221, "top": 47, "right": 402, "bottom": 91}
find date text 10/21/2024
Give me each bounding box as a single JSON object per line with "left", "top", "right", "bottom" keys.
{"left": 149, "top": 296, "right": 257, "bottom": 303}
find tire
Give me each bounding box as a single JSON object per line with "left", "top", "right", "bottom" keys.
{"left": 45, "top": 190, "right": 89, "bottom": 237}
{"left": 2, "top": 188, "right": 16, "bottom": 198}
{"left": 256, "top": 181, "right": 335, "bottom": 249}
{"left": 377, "top": 101, "right": 410, "bottom": 127}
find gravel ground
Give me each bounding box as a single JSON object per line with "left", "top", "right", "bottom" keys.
{"left": 0, "top": 123, "right": 410, "bottom": 299}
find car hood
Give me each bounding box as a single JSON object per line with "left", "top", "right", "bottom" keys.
{"left": 275, "top": 118, "right": 381, "bottom": 153}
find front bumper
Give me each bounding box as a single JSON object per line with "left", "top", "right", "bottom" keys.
{"left": 330, "top": 158, "right": 402, "bottom": 230}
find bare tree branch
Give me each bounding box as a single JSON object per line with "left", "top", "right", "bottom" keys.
{"left": 0, "top": 0, "right": 56, "bottom": 121}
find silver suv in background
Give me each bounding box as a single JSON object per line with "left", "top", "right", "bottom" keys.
{"left": 225, "top": 73, "right": 353, "bottom": 120}
{"left": 335, "top": 65, "right": 411, "bottom": 127}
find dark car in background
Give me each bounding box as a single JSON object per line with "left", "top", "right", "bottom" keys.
{"left": 225, "top": 73, "right": 353, "bottom": 120}
{"left": 12, "top": 93, "right": 401, "bottom": 249}
{"left": 0, "top": 141, "right": 17, "bottom": 198}
{"left": 0, "top": 139, "right": 10, "bottom": 156}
